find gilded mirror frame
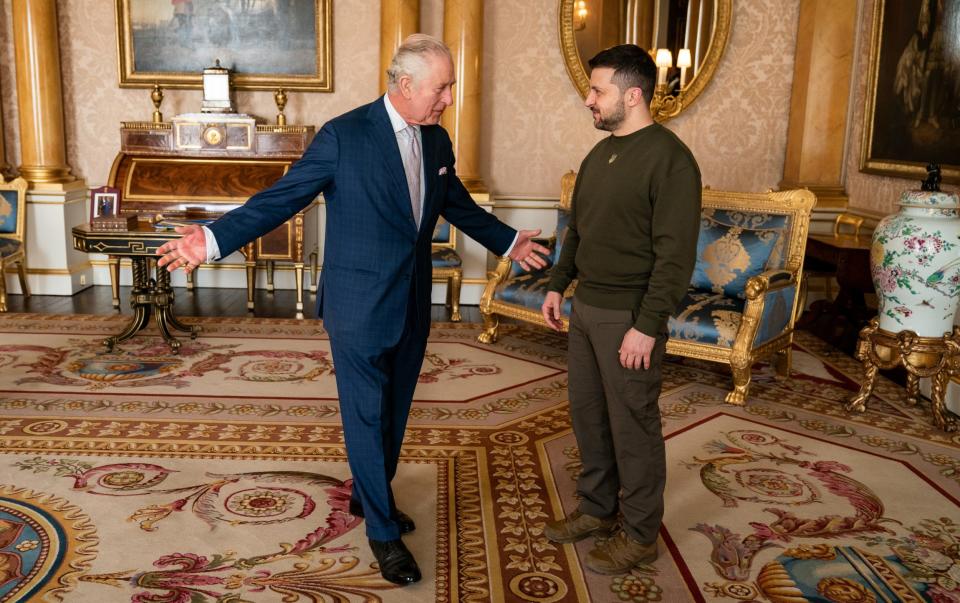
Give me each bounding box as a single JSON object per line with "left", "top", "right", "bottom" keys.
{"left": 558, "top": 0, "right": 732, "bottom": 122}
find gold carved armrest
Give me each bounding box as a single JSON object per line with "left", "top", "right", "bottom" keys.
{"left": 735, "top": 269, "right": 800, "bottom": 360}
{"left": 744, "top": 269, "right": 797, "bottom": 300}
{"left": 728, "top": 266, "right": 798, "bottom": 359}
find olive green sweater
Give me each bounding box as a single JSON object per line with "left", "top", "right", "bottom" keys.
{"left": 547, "top": 123, "right": 702, "bottom": 336}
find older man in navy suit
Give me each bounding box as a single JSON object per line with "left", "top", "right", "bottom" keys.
{"left": 157, "top": 34, "right": 549, "bottom": 586}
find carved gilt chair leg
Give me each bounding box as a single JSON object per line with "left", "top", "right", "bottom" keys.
{"left": 266, "top": 260, "right": 276, "bottom": 292}
{"left": 477, "top": 311, "right": 500, "bottom": 344}
{"left": 449, "top": 269, "right": 462, "bottom": 322}
{"left": 773, "top": 347, "right": 792, "bottom": 380}
{"left": 16, "top": 260, "right": 30, "bottom": 298}
{"left": 245, "top": 260, "right": 256, "bottom": 311}
{"left": 726, "top": 362, "right": 752, "bottom": 406}
{"left": 186, "top": 269, "right": 195, "bottom": 291}
{"left": 295, "top": 262, "right": 305, "bottom": 316}
{"left": 905, "top": 372, "right": 921, "bottom": 407}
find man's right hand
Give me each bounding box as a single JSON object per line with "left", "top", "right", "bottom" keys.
{"left": 156, "top": 225, "right": 207, "bottom": 273}
{"left": 541, "top": 291, "right": 565, "bottom": 331}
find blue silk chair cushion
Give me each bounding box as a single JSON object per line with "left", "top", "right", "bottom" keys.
{"left": 433, "top": 220, "right": 451, "bottom": 245}
{"left": 496, "top": 269, "right": 573, "bottom": 315}
{"left": 668, "top": 288, "right": 746, "bottom": 348}
{"left": 0, "top": 191, "right": 18, "bottom": 234}
{"left": 0, "top": 239, "right": 21, "bottom": 257}
{"left": 431, "top": 246, "right": 462, "bottom": 268}
{"left": 690, "top": 209, "right": 790, "bottom": 299}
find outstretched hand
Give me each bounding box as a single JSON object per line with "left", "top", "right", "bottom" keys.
{"left": 156, "top": 225, "right": 207, "bottom": 273}
{"left": 509, "top": 229, "right": 550, "bottom": 272}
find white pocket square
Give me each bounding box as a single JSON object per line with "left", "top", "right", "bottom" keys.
{"left": 438, "top": 167, "right": 448, "bottom": 175}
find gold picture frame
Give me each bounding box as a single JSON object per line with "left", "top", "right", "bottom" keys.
{"left": 115, "top": 0, "right": 333, "bottom": 92}
{"left": 860, "top": 0, "right": 959, "bottom": 184}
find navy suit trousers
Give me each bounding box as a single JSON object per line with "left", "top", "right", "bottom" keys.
{"left": 329, "top": 285, "right": 427, "bottom": 541}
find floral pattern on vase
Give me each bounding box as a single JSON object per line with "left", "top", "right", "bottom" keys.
{"left": 871, "top": 189, "right": 960, "bottom": 336}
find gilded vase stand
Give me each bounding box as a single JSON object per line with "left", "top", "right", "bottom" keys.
{"left": 72, "top": 223, "right": 201, "bottom": 353}
{"left": 847, "top": 318, "right": 959, "bottom": 432}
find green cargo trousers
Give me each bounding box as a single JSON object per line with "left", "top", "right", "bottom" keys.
{"left": 567, "top": 297, "right": 667, "bottom": 544}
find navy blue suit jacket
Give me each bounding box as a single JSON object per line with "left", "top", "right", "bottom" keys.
{"left": 209, "top": 97, "right": 516, "bottom": 347}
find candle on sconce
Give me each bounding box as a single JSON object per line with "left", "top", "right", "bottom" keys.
{"left": 574, "top": 0, "right": 588, "bottom": 30}
{"left": 654, "top": 49, "right": 673, "bottom": 86}
{"left": 677, "top": 48, "right": 692, "bottom": 88}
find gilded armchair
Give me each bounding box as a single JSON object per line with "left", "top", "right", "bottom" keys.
{"left": 0, "top": 176, "right": 30, "bottom": 312}
{"left": 477, "top": 171, "right": 577, "bottom": 343}
{"left": 432, "top": 218, "right": 463, "bottom": 321}
{"left": 666, "top": 188, "right": 815, "bottom": 404}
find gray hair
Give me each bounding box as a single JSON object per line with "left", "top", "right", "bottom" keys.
{"left": 386, "top": 34, "right": 452, "bottom": 91}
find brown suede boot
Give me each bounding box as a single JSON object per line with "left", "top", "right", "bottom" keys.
{"left": 543, "top": 510, "right": 618, "bottom": 544}
{"left": 585, "top": 532, "right": 657, "bottom": 574}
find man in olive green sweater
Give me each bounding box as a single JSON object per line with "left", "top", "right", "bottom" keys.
{"left": 541, "top": 45, "right": 701, "bottom": 574}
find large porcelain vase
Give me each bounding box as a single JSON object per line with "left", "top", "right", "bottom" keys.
{"left": 871, "top": 189, "right": 960, "bottom": 337}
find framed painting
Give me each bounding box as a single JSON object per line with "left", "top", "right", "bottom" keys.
{"left": 860, "top": 0, "right": 959, "bottom": 184}
{"left": 115, "top": 0, "right": 333, "bottom": 91}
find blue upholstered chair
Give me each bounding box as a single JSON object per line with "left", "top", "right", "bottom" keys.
{"left": 0, "top": 176, "right": 29, "bottom": 312}
{"left": 477, "top": 171, "right": 577, "bottom": 343}
{"left": 433, "top": 217, "right": 463, "bottom": 321}
{"left": 666, "top": 188, "right": 816, "bottom": 404}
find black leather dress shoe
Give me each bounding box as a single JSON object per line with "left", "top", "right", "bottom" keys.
{"left": 349, "top": 498, "right": 416, "bottom": 534}
{"left": 368, "top": 538, "right": 421, "bottom": 585}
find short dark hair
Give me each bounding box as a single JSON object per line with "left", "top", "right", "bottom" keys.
{"left": 588, "top": 44, "right": 657, "bottom": 105}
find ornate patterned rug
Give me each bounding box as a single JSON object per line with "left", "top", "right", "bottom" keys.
{"left": 0, "top": 313, "right": 958, "bottom": 602}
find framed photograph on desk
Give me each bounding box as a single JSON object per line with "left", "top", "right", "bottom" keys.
{"left": 90, "top": 186, "right": 121, "bottom": 222}
{"left": 115, "top": 0, "right": 332, "bottom": 91}
{"left": 860, "top": 0, "right": 960, "bottom": 183}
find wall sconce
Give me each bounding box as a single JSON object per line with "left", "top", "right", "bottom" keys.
{"left": 651, "top": 48, "right": 682, "bottom": 120}
{"left": 574, "top": 0, "right": 588, "bottom": 31}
